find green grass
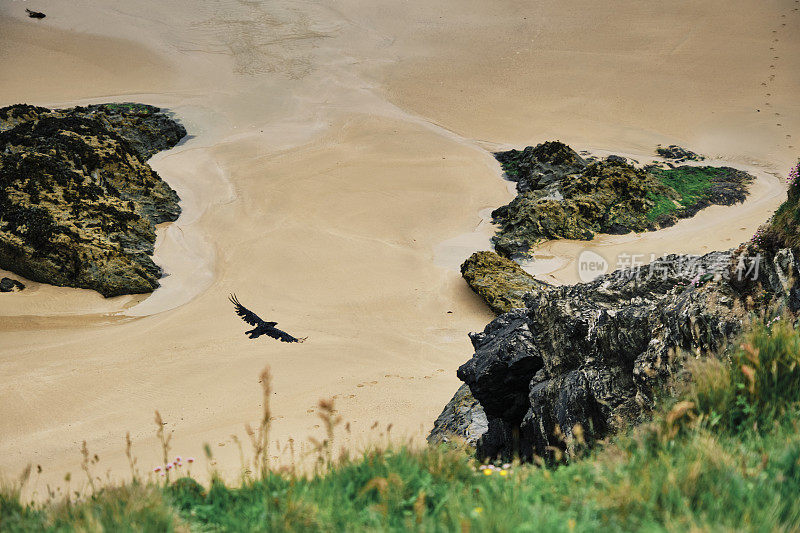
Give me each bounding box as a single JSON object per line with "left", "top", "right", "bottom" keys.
{"left": 645, "top": 166, "right": 720, "bottom": 221}
{"left": 762, "top": 165, "right": 800, "bottom": 249}
{"left": 4, "top": 320, "right": 800, "bottom": 532}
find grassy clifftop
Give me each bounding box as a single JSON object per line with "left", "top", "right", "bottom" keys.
{"left": 4, "top": 318, "right": 800, "bottom": 531}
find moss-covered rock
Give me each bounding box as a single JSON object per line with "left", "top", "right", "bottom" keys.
{"left": 494, "top": 140, "right": 586, "bottom": 193}
{"left": 492, "top": 143, "right": 754, "bottom": 257}
{"left": 460, "top": 251, "right": 548, "bottom": 314}
{"left": 0, "top": 103, "right": 186, "bottom": 297}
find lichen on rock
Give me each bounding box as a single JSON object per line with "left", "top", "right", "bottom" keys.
{"left": 0, "top": 103, "right": 186, "bottom": 297}
{"left": 460, "top": 251, "right": 548, "bottom": 314}
{"left": 491, "top": 141, "right": 754, "bottom": 257}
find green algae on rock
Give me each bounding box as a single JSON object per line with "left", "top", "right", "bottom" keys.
{"left": 0, "top": 103, "right": 186, "bottom": 297}
{"left": 491, "top": 141, "right": 755, "bottom": 257}
{"left": 460, "top": 251, "right": 548, "bottom": 314}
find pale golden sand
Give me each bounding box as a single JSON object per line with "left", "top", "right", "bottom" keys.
{"left": 0, "top": 0, "right": 797, "bottom": 491}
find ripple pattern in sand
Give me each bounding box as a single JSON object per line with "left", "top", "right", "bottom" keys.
{"left": 189, "top": 0, "right": 336, "bottom": 78}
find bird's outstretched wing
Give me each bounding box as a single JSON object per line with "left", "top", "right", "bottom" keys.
{"left": 266, "top": 327, "right": 307, "bottom": 343}
{"left": 229, "top": 294, "right": 271, "bottom": 327}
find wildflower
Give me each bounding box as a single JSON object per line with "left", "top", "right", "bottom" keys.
{"left": 175, "top": 456, "right": 181, "bottom": 462}
{"left": 153, "top": 466, "right": 162, "bottom": 473}
{"left": 166, "top": 464, "right": 172, "bottom": 470}
{"left": 473, "top": 507, "right": 484, "bottom": 514}
{"left": 499, "top": 470, "right": 508, "bottom": 477}
{"left": 187, "top": 457, "right": 195, "bottom": 463}
{"left": 502, "top": 463, "right": 511, "bottom": 469}
{"left": 482, "top": 468, "right": 493, "bottom": 476}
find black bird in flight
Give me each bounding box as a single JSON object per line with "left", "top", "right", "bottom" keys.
{"left": 229, "top": 294, "right": 306, "bottom": 342}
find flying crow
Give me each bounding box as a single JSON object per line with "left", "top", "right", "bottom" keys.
{"left": 229, "top": 294, "right": 306, "bottom": 342}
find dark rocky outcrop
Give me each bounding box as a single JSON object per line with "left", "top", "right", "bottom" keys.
{"left": 437, "top": 244, "right": 796, "bottom": 462}
{"left": 0, "top": 103, "right": 186, "bottom": 297}
{"left": 491, "top": 141, "right": 753, "bottom": 257}
{"left": 656, "top": 144, "right": 705, "bottom": 162}
{"left": 495, "top": 141, "right": 587, "bottom": 194}
{"left": 0, "top": 277, "right": 25, "bottom": 292}
{"left": 460, "top": 251, "right": 549, "bottom": 314}
{"left": 427, "top": 384, "right": 488, "bottom": 446}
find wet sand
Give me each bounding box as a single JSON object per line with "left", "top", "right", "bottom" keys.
{"left": 0, "top": 0, "right": 797, "bottom": 492}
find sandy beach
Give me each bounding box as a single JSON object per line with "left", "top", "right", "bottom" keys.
{"left": 1, "top": 0, "right": 798, "bottom": 492}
